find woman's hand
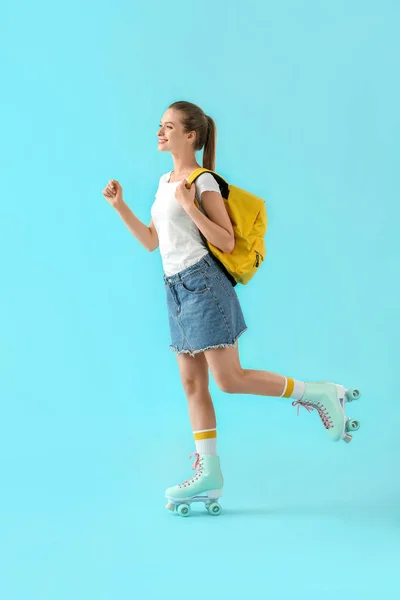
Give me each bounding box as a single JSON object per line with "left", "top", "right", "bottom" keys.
{"left": 102, "top": 179, "right": 124, "bottom": 209}
{"left": 175, "top": 179, "right": 196, "bottom": 213}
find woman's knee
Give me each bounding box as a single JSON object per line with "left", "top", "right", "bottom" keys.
{"left": 182, "top": 377, "right": 206, "bottom": 397}
{"left": 177, "top": 352, "right": 209, "bottom": 396}
{"left": 215, "top": 376, "right": 237, "bottom": 394}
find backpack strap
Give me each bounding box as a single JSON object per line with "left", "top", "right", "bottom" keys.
{"left": 187, "top": 168, "right": 229, "bottom": 199}
{"left": 187, "top": 168, "right": 237, "bottom": 288}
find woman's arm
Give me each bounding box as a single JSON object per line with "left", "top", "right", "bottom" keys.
{"left": 115, "top": 202, "right": 158, "bottom": 252}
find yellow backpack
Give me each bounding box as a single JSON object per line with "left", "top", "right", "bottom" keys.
{"left": 187, "top": 168, "right": 268, "bottom": 286}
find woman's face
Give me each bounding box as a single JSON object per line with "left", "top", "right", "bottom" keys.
{"left": 157, "top": 109, "right": 195, "bottom": 152}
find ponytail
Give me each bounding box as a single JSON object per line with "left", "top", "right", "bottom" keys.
{"left": 202, "top": 115, "right": 216, "bottom": 172}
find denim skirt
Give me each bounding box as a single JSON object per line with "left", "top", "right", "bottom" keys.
{"left": 163, "top": 252, "right": 248, "bottom": 357}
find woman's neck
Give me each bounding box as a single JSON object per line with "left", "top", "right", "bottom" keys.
{"left": 171, "top": 165, "right": 201, "bottom": 177}
{"left": 170, "top": 152, "right": 201, "bottom": 176}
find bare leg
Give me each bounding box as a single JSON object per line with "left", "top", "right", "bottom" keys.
{"left": 204, "top": 343, "right": 287, "bottom": 396}
{"left": 165, "top": 352, "right": 223, "bottom": 508}
{"left": 176, "top": 351, "right": 216, "bottom": 430}
{"left": 234, "top": 368, "right": 286, "bottom": 396}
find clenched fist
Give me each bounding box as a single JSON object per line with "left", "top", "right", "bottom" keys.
{"left": 102, "top": 179, "right": 124, "bottom": 209}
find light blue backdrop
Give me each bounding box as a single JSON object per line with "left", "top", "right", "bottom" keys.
{"left": 1, "top": 1, "right": 399, "bottom": 598}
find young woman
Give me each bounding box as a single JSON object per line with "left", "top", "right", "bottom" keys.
{"left": 102, "top": 100, "right": 360, "bottom": 515}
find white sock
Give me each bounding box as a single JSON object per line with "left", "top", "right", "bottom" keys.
{"left": 280, "top": 377, "right": 306, "bottom": 400}
{"left": 193, "top": 428, "right": 217, "bottom": 455}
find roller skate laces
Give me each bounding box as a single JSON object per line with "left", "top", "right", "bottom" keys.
{"left": 178, "top": 452, "right": 204, "bottom": 489}
{"left": 292, "top": 400, "right": 334, "bottom": 429}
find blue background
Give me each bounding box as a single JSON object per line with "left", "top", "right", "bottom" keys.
{"left": 1, "top": 1, "right": 399, "bottom": 598}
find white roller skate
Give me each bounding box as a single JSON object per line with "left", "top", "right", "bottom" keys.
{"left": 292, "top": 382, "right": 361, "bottom": 443}
{"left": 165, "top": 452, "right": 224, "bottom": 517}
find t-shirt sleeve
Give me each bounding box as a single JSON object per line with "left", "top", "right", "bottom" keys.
{"left": 160, "top": 173, "right": 169, "bottom": 185}
{"left": 194, "top": 173, "right": 220, "bottom": 206}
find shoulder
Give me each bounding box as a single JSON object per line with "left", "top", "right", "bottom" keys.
{"left": 196, "top": 172, "right": 216, "bottom": 184}
{"left": 159, "top": 171, "right": 171, "bottom": 183}
{"left": 195, "top": 172, "right": 220, "bottom": 191}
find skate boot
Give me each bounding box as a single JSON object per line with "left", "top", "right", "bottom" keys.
{"left": 165, "top": 452, "right": 224, "bottom": 517}
{"left": 292, "top": 382, "right": 361, "bottom": 443}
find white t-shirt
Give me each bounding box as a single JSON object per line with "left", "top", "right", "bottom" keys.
{"left": 150, "top": 170, "right": 221, "bottom": 276}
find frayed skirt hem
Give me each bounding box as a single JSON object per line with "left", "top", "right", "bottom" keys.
{"left": 169, "top": 327, "right": 248, "bottom": 358}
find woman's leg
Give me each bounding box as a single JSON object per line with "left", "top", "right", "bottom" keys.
{"left": 203, "top": 342, "right": 357, "bottom": 443}
{"left": 165, "top": 351, "right": 223, "bottom": 509}
{"left": 203, "top": 343, "right": 287, "bottom": 396}
{"left": 176, "top": 351, "right": 216, "bottom": 431}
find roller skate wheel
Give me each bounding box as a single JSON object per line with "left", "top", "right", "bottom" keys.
{"left": 346, "top": 388, "right": 361, "bottom": 402}
{"left": 206, "top": 502, "right": 222, "bottom": 516}
{"left": 343, "top": 433, "right": 353, "bottom": 443}
{"left": 177, "top": 503, "right": 191, "bottom": 517}
{"left": 165, "top": 502, "right": 175, "bottom": 512}
{"left": 346, "top": 419, "right": 360, "bottom": 432}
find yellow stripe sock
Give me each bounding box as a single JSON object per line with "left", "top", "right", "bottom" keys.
{"left": 193, "top": 428, "right": 217, "bottom": 455}
{"left": 281, "top": 377, "right": 305, "bottom": 400}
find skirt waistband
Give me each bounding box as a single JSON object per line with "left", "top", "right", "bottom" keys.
{"left": 163, "top": 253, "right": 216, "bottom": 286}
